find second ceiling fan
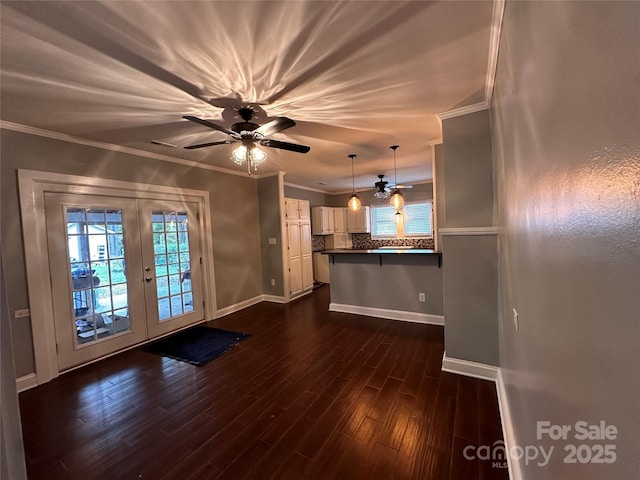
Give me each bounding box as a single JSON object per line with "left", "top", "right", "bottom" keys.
{"left": 373, "top": 174, "right": 413, "bottom": 199}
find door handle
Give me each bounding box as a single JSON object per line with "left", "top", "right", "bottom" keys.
{"left": 145, "top": 276, "right": 153, "bottom": 283}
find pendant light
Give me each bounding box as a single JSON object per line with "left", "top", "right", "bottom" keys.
{"left": 389, "top": 145, "right": 404, "bottom": 210}
{"left": 347, "top": 154, "right": 361, "bottom": 211}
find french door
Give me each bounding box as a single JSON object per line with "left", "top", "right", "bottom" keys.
{"left": 45, "top": 193, "right": 204, "bottom": 370}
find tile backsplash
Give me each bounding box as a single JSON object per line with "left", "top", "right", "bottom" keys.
{"left": 313, "top": 233, "right": 434, "bottom": 251}
{"left": 312, "top": 235, "right": 326, "bottom": 252}
{"left": 351, "top": 233, "right": 435, "bottom": 250}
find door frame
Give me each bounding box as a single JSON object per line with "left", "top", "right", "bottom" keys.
{"left": 18, "top": 169, "right": 218, "bottom": 385}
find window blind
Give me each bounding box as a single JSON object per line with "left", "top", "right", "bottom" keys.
{"left": 371, "top": 202, "right": 432, "bottom": 237}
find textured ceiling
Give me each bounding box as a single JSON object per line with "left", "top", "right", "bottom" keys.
{"left": 1, "top": 0, "right": 495, "bottom": 193}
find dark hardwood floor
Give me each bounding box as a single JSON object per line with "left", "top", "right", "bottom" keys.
{"left": 19, "top": 286, "right": 508, "bottom": 480}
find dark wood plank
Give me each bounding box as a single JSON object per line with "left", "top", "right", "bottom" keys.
{"left": 18, "top": 285, "right": 507, "bottom": 480}
{"left": 455, "top": 375, "right": 480, "bottom": 443}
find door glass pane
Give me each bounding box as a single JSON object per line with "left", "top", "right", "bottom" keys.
{"left": 67, "top": 207, "right": 131, "bottom": 345}
{"left": 151, "top": 211, "right": 194, "bottom": 322}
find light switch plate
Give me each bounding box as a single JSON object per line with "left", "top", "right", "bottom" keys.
{"left": 268, "top": 237, "right": 277, "bottom": 245}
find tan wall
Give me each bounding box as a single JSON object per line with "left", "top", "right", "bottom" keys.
{"left": 441, "top": 234, "right": 498, "bottom": 363}
{"left": 1, "top": 129, "right": 263, "bottom": 377}
{"left": 1, "top": 174, "right": 28, "bottom": 478}
{"left": 441, "top": 109, "right": 499, "bottom": 366}
{"left": 492, "top": 1, "right": 640, "bottom": 477}
{"left": 329, "top": 254, "right": 443, "bottom": 315}
{"left": 433, "top": 143, "right": 445, "bottom": 249}
{"left": 283, "top": 185, "right": 328, "bottom": 207}
{"left": 258, "top": 175, "right": 284, "bottom": 296}
{"left": 442, "top": 110, "right": 494, "bottom": 228}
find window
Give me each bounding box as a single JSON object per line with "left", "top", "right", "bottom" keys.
{"left": 371, "top": 202, "right": 433, "bottom": 238}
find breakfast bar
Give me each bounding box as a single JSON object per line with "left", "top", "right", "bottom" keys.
{"left": 322, "top": 248, "right": 444, "bottom": 324}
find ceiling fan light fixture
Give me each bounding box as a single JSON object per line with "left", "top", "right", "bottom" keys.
{"left": 347, "top": 154, "right": 361, "bottom": 212}
{"left": 231, "top": 145, "right": 266, "bottom": 167}
{"left": 249, "top": 146, "right": 267, "bottom": 165}
{"left": 374, "top": 189, "right": 391, "bottom": 200}
{"left": 231, "top": 145, "right": 247, "bottom": 164}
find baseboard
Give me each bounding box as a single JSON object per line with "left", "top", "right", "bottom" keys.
{"left": 329, "top": 303, "right": 444, "bottom": 326}
{"left": 441, "top": 357, "right": 520, "bottom": 479}
{"left": 497, "top": 369, "right": 523, "bottom": 480}
{"left": 216, "top": 293, "right": 290, "bottom": 318}
{"left": 441, "top": 352, "right": 499, "bottom": 381}
{"left": 216, "top": 294, "right": 264, "bottom": 318}
{"left": 16, "top": 373, "right": 38, "bottom": 392}
{"left": 262, "top": 294, "right": 287, "bottom": 304}
{"left": 289, "top": 289, "right": 313, "bottom": 302}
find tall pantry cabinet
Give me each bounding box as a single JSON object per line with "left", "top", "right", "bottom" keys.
{"left": 284, "top": 198, "right": 313, "bottom": 297}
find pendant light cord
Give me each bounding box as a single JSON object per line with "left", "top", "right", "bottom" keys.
{"left": 390, "top": 145, "right": 399, "bottom": 186}
{"left": 349, "top": 154, "right": 357, "bottom": 193}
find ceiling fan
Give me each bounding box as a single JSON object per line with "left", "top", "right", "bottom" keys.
{"left": 373, "top": 174, "right": 412, "bottom": 199}
{"left": 182, "top": 106, "right": 310, "bottom": 174}
{"left": 184, "top": 106, "right": 308, "bottom": 157}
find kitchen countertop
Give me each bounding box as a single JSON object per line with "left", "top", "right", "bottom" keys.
{"left": 322, "top": 248, "right": 441, "bottom": 255}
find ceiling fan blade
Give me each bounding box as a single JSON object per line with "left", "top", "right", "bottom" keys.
{"left": 254, "top": 117, "right": 296, "bottom": 137}
{"left": 260, "top": 138, "right": 310, "bottom": 154}
{"left": 389, "top": 184, "right": 413, "bottom": 189}
{"left": 184, "top": 140, "right": 236, "bottom": 150}
{"left": 183, "top": 115, "right": 238, "bottom": 137}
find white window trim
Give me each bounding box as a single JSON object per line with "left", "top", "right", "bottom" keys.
{"left": 18, "top": 169, "right": 218, "bottom": 386}
{"left": 370, "top": 201, "right": 434, "bottom": 240}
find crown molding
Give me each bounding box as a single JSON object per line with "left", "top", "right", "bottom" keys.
{"left": 436, "top": 102, "right": 489, "bottom": 121}
{"left": 436, "top": 0, "right": 505, "bottom": 122}
{"left": 283, "top": 182, "right": 330, "bottom": 194}
{"left": 0, "top": 120, "right": 250, "bottom": 178}
{"left": 440, "top": 226, "right": 498, "bottom": 236}
{"left": 485, "top": 0, "right": 506, "bottom": 105}
{"left": 254, "top": 171, "right": 283, "bottom": 180}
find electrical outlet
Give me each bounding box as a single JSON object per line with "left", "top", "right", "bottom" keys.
{"left": 513, "top": 308, "right": 519, "bottom": 331}
{"left": 271, "top": 279, "right": 276, "bottom": 287}
{"left": 14, "top": 308, "right": 30, "bottom": 318}
{"left": 418, "top": 293, "right": 426, "bottom": 303}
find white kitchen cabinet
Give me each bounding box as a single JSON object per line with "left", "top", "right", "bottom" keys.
{"left": 311, "top": 206, "right": 334, "bottom": 235}
{"left": 285, "top": 198, "right": 313, "bottom": 297}
{"left": 286, "top": 198, "right": 310, "bottom": 221}
{"left": 347, "top": 206, "right": 371, "bottom": 233}
{"left": 300, "top": 222, "right": 313, "bottom": 290}
{"left": 287, "top": 221, "right": 302, "bottom": 296}
{"left": 333, "top": 207, "right": 348, "bottom": 233}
